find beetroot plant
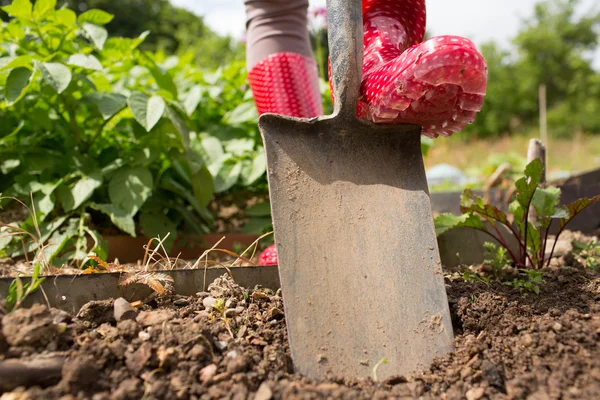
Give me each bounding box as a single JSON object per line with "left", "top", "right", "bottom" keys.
{"left": 436, "top": 158, "right": 600, "bottom": 270}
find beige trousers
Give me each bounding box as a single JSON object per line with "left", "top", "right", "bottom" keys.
{"left": 244, "top": 0, "right": 314, "bottom": 69}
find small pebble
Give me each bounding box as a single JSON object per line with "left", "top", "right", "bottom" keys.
{"left": 203, "top": 297, "right": 217, "bottom": 309}
{"left": 552, "top": 322, "right": 562, "bottom": 332}
{"left": 460, "top": 366, "right": 473, "bottom": 379}
{"left": 173, "top": 298, "right": 189, "bottom": 307}
{"left": 254, "top": 382, "right": 273, "bottom": 400}
{"left": 215, "top": 340, "right": 228, "bottom": 351}
{"left": 466, "top": 387, "right": 485, "bottom": 400}
{"left": 224, "top": 308, "right": 239, "bottom": 318}
{"left": 522, "top": 334, "right": 534, "bottom": 347}
{"left": 226, "top": 350, "right": 238, "bottom": 359}
{"left": 193, "top": 311, "right": 210, "bottom": 322}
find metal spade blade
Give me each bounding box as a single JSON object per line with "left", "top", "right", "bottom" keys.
{"left": 258, "top": 0, "right": 453, "bottom": 380}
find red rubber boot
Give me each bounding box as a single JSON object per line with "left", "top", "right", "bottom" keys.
{"left": 247, "top": 52, "right": 323, "bottom": 118}
{"left": 358, "top": 0, "right": 488, "bottom": 138}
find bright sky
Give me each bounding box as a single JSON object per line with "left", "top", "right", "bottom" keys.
{"left": 172, "top": 0, "right": 597, "bottom": 47}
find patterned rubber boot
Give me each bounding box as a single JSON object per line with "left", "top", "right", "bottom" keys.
{"left": 358, "top": 0, "right": 488, "bottom": 138}
{"left": 247, "top": 52, "right": 323, "bottom": 118}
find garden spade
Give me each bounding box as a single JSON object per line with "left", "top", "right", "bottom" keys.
{"left": 258, "top": 0, "right": 453, "bottom": 380}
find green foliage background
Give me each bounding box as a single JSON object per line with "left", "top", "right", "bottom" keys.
{"left": 462, "top": 0, "right": 600, "bottom": 137}
{"left": 0, "top": 0, "right": 245, "bottom": 68}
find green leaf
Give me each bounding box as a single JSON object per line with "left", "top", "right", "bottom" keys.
{"left": 52, "top": 8, "right": 76, "bottom": 25}
{"left": 36, "top": 62, "right": 71, "bottom": 94}
{"left": 84, "top": 228, "right": 108, "bottom": 261}
{"left": 0, "top": 55, "right": 33, "bottom": 71}
{"left": 182, "top": 85, "right": 202, "bottom": 116}
{"left": 160, "top": 176, "right": 213, "bottom": 224}
{"left": 139, "top": 210, "right": 177, "bottom": 250}
{"left": 0, "top": 227, "right": 13, "bottom": 251}
{"left": 77, "top": 9, "right": 114, "bottom": 25}
{"left": 243, "top": 217, "right": 272, "bottom": 234}
{"left": 531, "top": 186, "right": 561, "bottom": 222}
{"left": 5, "top": 67, "right": 33, "bottom": 105}
{"left": 85, "top": 92, "right": 126, "bottom": 120}
{"left": 42, "top": 219, "right": 80, "bottom": 263}
{"left": 141, "top": 53, "right": 178, "bottom": 99}
{"left": 1, "top": 159, "right": 20, "bottom": 174}
{"left": 225, "top": 138, "right": 254, "bottom": 156}
{"left": 108, "top": 167, "right": 153, "bottom": 216}
{"left": 81, "top": 23, "right": 108, "bottom": 50}
{"left": 191, "top": 165, "right": 214, "bottom": 209}
{"left": 2, "top": 0, "right": 32, "bottom": 19}
{"left": 193, "top": 135, "right": 225, "bottom": 173}
{"left": 102, "top": 31, "right": 149, "bottom": 54}
{"left": 67, "top": 54, "right": 102, "bottom": 71}
{"left": 239, "top": 150, "right": 266, "bottom": 186}
{"left": 559, "top": 195, "right": 600, "bottom": 230}
{"left": 460, "top": 189, "right": 509, "bottom": 225}
{"left": 434, "top": 213, "right": 469, "bottom": 236}
{"left": 60, "top": 171, "right": 103, "bottom": 211}
{"left": 91, "top": 203, "right": 136, "bottom": 236}
{"left": 550, "top": 207, "right": 569, "bottom": 219}
{"left": 223, "top": 102, "right": 258, "bottom": 125}
{"left": 37, "top": 215, "right": 68, "bottom": 245}
{"left": 147, "top": 95, "right": 166, "bottom": 130}
{"left": 128, "top": 92, "right": 165, "bottom": 132}
{"left": 434, "top": 212, "right": 485, "bottom": 236}
{"left": 525, "top": 221, "right": 541, "bottom": 262}
{"left": 213, "top": 161, "right": 242, "bottom": 193}
{"left": 515, "top": 159, "right": 543, "bottom": 209}
{"left": 32, "top": 0, "right": 56, "bottom": 20}
{"left": 246, "top": 202, "right": 271, "bottom": 217}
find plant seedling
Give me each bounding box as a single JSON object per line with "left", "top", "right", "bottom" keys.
{"left": 571, "top": 240, "right": 600, "bottom": 270}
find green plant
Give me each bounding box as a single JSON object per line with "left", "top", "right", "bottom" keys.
{"left": 462, "top": 269, "right": 492, "bottom": 286}
{"left": 0, "top": 0, "right": 267, "bottom": 266}
{"left": 243, "top": 201, "right": 272, "bottom": 235}
{"left": 6, "top": 262, "right": 45, "bottom": 310}
{"left": 483, "top": 241, "right": 510, "bottom": 278}
{"left": 504, "top": 269, "right": 545, "bottom": 295}
{"left": 435, "top": 159, "right": 600, "bottom": 270}
{"left": 1, "top": 196, "right": 47, "bottom": 310}
{"left": 572, "top": 239, "right": 600, "bottom": 270}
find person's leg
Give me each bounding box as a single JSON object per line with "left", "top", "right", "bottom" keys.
{"left": 245, "top": 0, "right": 323, "bottom": 118}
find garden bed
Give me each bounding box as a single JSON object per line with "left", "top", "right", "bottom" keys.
{"left": 0, "top": 254, "right": 598, "bottom": 399}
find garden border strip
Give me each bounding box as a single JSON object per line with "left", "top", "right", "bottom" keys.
{"left": 0, "top": 266, "right": 281, "bottom": 314}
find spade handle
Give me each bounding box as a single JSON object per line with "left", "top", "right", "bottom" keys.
{"left": 326, "top": 0, "right": 363, "bottom": 122}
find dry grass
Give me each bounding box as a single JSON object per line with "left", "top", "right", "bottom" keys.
{"left": 425, "top": 132, "right": 600, "bottom": 179}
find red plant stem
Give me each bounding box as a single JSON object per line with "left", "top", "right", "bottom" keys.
{"left": 487, "top": 218, "right": 530, "bottom": 267}
{"left": 546, "top": 223, "right": 570, "bottom": 269}
{"left": 479, "top": 222, "right": 520, "bottom": 266}
{"left": 502, "top": 222, "right": 532, "bottom": 267}
{"left": 540, "top": 226, "right": 551, "bottom": 269}
{"left": 523, "top": 205, "right": 531, "bottom": 265}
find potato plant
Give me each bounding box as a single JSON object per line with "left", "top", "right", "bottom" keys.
{"left": 0, "top": 0, "right": 268, "bottom": 266}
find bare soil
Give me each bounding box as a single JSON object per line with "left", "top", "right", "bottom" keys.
{"left": 0, "top": 260, "right": 599, "bottom": 399}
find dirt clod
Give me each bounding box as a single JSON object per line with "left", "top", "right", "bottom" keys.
{"left": 2, "top": 304, "right": 57, "bottom": 347}
{"left": 135, "top": 310, "right": 173, "bottom": 327}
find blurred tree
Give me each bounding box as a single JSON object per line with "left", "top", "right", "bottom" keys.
{"left": 0, "top": 0, "right": 245, "bottom": 68}
{"left": 467, "top": 0, "right": 600, "bottom": 137}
